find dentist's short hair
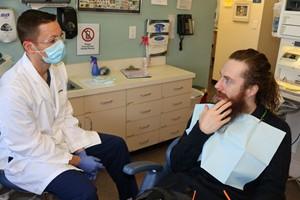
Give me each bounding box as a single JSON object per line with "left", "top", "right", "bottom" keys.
{"left": 17, "top": 9, "right": 56, "bottom": 44}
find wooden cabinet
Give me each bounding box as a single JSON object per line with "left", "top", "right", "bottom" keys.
{"left": 160, "top": 79, "right": 192, "bottom": 143}
{"left": 125, "top": 79, "right": 192, "bottom": 151}
{"left": 68, "top": 65, "right": 194, "bottom": 151}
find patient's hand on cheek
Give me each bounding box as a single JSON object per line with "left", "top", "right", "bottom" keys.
{"left": 199, "top": 99, "right": 232, "bottom": 134}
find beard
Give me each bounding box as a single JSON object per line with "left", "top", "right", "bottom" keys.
{"left": 213, "top": 90, "right": 246, "bottom": 120}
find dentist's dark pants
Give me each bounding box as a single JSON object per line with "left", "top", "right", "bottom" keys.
{"left": 45, "top": 133, "right": 138, "bottom": 200}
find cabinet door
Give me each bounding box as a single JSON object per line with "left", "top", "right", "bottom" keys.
{"left": 69, "top": 97, "right": 85, "bottom": 116}
{"left": 88, "top": 107, "right": 126, "bottom": 139}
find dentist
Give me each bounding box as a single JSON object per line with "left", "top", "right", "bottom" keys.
{"left": 0, "top": 9, "right": 137, "bottom": 200}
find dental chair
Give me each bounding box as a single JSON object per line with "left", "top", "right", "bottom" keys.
{"left": 123, "top": 137, "right": 180, "bottom": 194}
{"left": 0, "top": 169, "right": 53, "bottom": 200}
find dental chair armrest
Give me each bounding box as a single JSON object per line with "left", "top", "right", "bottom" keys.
{"left": 123, "top": 161, "right": 164, "bottom": 175}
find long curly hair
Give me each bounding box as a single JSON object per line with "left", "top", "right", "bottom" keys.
{"left": 229, "top": 49, "right": 280, "bottom": 112}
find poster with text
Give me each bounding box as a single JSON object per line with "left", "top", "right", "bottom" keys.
{"left": 77, "top": 23, "right": 100, "bottom": 55}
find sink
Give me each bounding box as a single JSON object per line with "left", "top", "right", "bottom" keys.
{"left": 67, "top": 80, "right": 82, "bottom": 91}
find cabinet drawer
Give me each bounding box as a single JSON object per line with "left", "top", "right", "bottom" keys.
{"left": 127, "top": 130, "right": 159, "bottom": 151}
{"left": 127, "top": 100, "right": 161, "bottom": 122}
{"left": 88, "top": 108, "right": 126, "bottom": 139}
{"left": 162, "top": 94, "right": 190, "bottom": 113}
{"left": 127, "top": 84, "right": 162, "bottom": 105}
{"left": 162, "top": 79, "right": 192, "bottom": 97}
{"left": 69, "top": 97, "right": 84, "bottom": 116}
{"left": 126, "top": 116, "right": 160, "bottom": 137}
{"left": 160, "top": 122, "right": 186, "bottom": 141}
{"left": 161, "top": 108, "right": 190, "bottom": 127}
{"left": 84, "top": 91, "right": 125, "bottom": 112}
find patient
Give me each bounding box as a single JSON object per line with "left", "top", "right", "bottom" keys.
{"left": 142, "top": 49, "right": 291, "bottom": 200}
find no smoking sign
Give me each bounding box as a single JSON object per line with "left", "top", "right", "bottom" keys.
{"left": 77, "top": 24, "right": 99, "bottom": 55}
{"left": 81, "top": 28, "right": 95, "bottom": 42}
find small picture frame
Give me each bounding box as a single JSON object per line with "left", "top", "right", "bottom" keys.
{"left": 233, "top": 2, "right": 251, "bottom": 22}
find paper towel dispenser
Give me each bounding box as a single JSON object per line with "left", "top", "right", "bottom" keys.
{"left": 22, "top": 0, "right": 71, "bottom": 3}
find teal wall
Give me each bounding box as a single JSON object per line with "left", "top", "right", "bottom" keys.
{"left": 0, "top": 0, "right": 216, "bottom": 87}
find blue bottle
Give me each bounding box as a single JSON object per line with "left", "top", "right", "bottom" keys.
{"left": 90, "top": 56, "right": 100, "bottom": 76}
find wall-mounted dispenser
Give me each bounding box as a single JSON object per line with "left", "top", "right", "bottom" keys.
{"left": 0, "top": 8, "right": 17, "bottom": 43}
{"left": 145, "top": 19, "right": 170, "bottom": 57}
{"left": 57, "top": 7, "right": 77, "bottom": 39}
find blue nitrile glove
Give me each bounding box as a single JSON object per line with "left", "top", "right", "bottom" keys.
{"left": 77, "top": 150, "right": 104, "bottom": 173}
{"left": 85, "top": 170, "right": 98, "bottom": 180}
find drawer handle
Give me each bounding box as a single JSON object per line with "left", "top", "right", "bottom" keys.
{"left": 140, "top": 109, "right": 151, "bottom": 114}
{"left": 139, "top": 124, "right": 150, "bottom": 130}
{"left": 100, "top": 99, "right": 113, "bottom": 104}
{"left": 173, "top": 102, "right": 183, "bottom": 106}
{"left": 173, "top": 86, "right": 183, "bottom": 90}
{"left": 140, "top": 92, "right": 152, "bottom": 97}
{"left": 170, "top": 130, "right": 180, "bottom": 135}
{"left": 172, "top": 116, "right": 181, "bottom": 121}
{"left": 139, "top": 139, "right": 150, "bottom": 145}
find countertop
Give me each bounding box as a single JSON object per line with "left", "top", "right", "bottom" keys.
{"left": 67, "top": 64, "right": 196, "bottom": 98}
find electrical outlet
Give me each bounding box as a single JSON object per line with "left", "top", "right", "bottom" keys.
{"left": 129, "top": 26, "right": 136, "bottom": 39}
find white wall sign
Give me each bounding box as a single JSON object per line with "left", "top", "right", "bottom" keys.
{"left": 151, "top": 0, "right": 168, "bottom": 5}
{"left": 77, "top": 23, "right": 100, "bottom": 55}
{"left": 177, "top": 0, "right": 192, "bottom": 10}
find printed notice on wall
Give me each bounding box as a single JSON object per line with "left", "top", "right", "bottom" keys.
{"left": 177, "top": 0, "right": 192, "bottom": 10}
{"left": 77, "top": 23, "right": 100, "bottom": 55}
{"left": 151, "top": 0, "right": 168, "bottom": 5}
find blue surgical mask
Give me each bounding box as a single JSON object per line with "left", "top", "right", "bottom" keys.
{"left": 41, "top": 40, "right": 65, "bottom": 64}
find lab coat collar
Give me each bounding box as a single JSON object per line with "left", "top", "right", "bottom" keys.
{"left": 21, "top": 53, "right": 49, "bottom": 85}
{"left": 21, "top": 53, "right": 53, "bottom": 106}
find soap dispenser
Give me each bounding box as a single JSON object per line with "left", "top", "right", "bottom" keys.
{"left": 90, "top": 56, "right": 100, "bottom": 76}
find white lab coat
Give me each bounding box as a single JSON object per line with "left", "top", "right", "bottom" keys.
{"left": 0, "top": 53, "right": 101, "bottom": 194}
